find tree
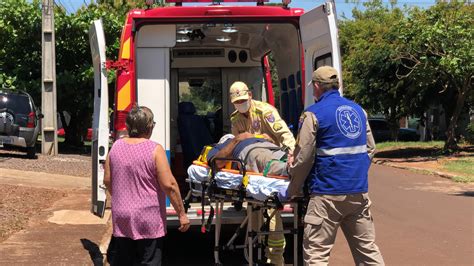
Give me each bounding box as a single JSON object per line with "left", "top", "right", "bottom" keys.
{"left": 0, "top": 0, "right": 150, "bottom": 147}
{"left": 0, "top": 0, "right": 42, "bottom": 95}
{"left": 396, "top": 1, "right": 473, "bottom": 150}
{"left": 54, "top": 3, "right": 126, "bottom": 145}
{"left": 339, "top": 0, "right": 409, "bottom": 139}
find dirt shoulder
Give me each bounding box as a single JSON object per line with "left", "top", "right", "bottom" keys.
{"left": 0, "top": 184, "right": 66, "bottom": 242}
{"left": 0, "top": 148, "right": 110, "bottom": 265}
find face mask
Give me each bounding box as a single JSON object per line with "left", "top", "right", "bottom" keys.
{"left": 234, "top": 100, "right": 250, "bottom": 113}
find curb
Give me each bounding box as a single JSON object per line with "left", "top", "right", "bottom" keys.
{"left": 372, "top": 159, "right": 458, "bottom": 180}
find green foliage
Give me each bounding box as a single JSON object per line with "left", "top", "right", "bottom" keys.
{"left": 53, "top": 3, "right": 129, "bottom": 144}
{"left": 180, "top": 80, "right": 222, "bottom": 115}
{"left": 465, "top": 122, "right": 474, "bottom": 144}
{"left": 339, "top": 0, "right": 408, "bottom": 138}
{"left": 0, "top": 0, "right": 42, "bottom": 95}
{"left": 0, "top": 0, "right": 147, "bottom": 146}
{"left": 395, "top": 1, "right": 473, "bottom": 150}
{"left": 340, "top": 0, "right": 473, "bottom": 149}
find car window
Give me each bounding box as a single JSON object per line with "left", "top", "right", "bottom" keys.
{"left": 0, "top": 94, "right": 32, "bottom": 115}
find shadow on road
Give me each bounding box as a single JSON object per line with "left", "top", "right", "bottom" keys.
{"left": 453, "top": 191, "right": 474, "bottom": 197}
{"left": 80, "top": 238, "right": 103, "bottom": 266}
{"left": 375, "top": 147, "right": 442, "bottom": 159}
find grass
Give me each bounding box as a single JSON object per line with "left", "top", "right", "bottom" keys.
{"left": 375, "top": 141, "right": 474, "bottom": 183}
{"left": 442, "top": 158, "right": 474, "bottom": 183}
{"left": 376, "top": 141, "right": 444, "bottom": 151}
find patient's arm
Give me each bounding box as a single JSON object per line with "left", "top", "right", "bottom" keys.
{"left": 212, "top": 138, "right": 241, "bottom": 168}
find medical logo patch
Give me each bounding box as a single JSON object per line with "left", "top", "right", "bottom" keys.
{"left": 265, "top": 112, "right": 275, "bottom": 123}
{"left": 335, "top": 105, "right": 362, "bottom": 139}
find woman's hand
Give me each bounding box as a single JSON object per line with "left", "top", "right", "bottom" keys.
{"left": 178, "top": 215, "right": 190, "bottom": 232}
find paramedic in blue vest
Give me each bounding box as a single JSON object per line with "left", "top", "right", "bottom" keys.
{"left": 229, "top": 81, "right": 294, "bottom": 266}
{"left": 287, "top": 66, "right": 384, "bottom": 265}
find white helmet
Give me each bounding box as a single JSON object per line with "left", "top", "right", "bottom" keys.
{"left": 218, "top": 134, "right": 235, "bottom": 144}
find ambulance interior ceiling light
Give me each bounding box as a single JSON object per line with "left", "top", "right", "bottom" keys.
{"left": 216, "top": 36, "right": 231, "bottom": 42}
{"left": 176, "top": 35, "right": 190, "bottom": 42}
{"left": 222, "top": 23, "right": 238, "bottom": 33}
{"left": 177, "top": 27, "right": 193, "bottom": 34}
{"left": 222, "top": 26, "right": 238, "bottom": 33}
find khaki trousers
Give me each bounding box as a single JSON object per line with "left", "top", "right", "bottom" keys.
{"left": 251, "top": 208, "right": 286, "bottom": 265}
{"left": 303, "top": 193, "right": 384, "bottom": 266}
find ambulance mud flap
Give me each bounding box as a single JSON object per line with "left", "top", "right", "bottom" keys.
{"left": 89, "top": 19, "right": 110, "bottom": 218}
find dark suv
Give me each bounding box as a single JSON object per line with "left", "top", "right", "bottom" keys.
{"left": 368, "top": 118, "right": 419, "bottom": 142}
{"left": 0, "top": 89, "right": 42, "bottom": 158}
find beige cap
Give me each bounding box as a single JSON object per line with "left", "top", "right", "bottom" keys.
{"left": 312, "top": 66, "right": 339, "bottom": 83}
{"left": 229, "top": 81, "right": 250, "bottom": 103}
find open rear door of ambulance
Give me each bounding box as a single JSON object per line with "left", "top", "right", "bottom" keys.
{"left": 300, "top": 0, "right": 342, "bottom": 108}
{"left": 89, "top": 19, "right": 109, "bottom": 218}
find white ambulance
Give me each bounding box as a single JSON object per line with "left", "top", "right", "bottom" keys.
{"left": 89, "top": 0, "right": 342, "bottom": 224}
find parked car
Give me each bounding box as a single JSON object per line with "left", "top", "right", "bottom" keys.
{"left": 0, "top": 89, "right": 42, "bottom": 158}
{"left": 368, "top": 118, "right": 419, "bottom": 142}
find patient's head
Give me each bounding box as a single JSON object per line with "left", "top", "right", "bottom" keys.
{"left": 218, "top": 134, "right": 235, "bottom": 144}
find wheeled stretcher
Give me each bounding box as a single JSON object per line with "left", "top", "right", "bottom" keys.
{"left": 186, "top": 151, "right": 302, "bottom": 265}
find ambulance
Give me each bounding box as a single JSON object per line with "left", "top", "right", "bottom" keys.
{"left": 89, "top": 0, "right": 342, "bottom": 224}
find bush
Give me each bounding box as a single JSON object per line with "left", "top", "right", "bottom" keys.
{"left": 465, "top": 122, "right": 474, "bottom": 144}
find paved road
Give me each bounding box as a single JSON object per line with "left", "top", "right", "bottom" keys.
{"left": 0, "top": 164, "right": 472, "bottom": 265}
{"left": 163, "top": 164, "right": 474, "bottom": 265}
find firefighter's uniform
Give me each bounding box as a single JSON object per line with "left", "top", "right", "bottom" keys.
{"left": 288, "top": 66, "right": 384, "bottom": 265}
{"left": 230, "top": 99, "right": 296, "bottom": 152}
{"left": 229, "top": 81, "right": 294, "bottom": 265}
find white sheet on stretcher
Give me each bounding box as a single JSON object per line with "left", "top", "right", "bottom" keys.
{"left": 187, "top": 164, "right": 288, "bottom": 202}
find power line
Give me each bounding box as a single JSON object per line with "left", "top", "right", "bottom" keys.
{"left": 66, "top": 0, "right": 76, "bottom": 13}
{"left": 54, "top": 0, "right": 69, "bottom": 13}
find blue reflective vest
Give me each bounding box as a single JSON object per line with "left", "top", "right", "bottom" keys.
{"left": 306, "top": 90, "right": 370, "bottom": 194}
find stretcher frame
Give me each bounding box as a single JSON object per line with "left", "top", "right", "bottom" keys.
{"left": 186, "top": 155, "right": 301, "bottom": 265}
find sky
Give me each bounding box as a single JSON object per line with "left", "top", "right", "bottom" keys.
{"left": 63, "top": 0, "right": 437, "bottom": 18}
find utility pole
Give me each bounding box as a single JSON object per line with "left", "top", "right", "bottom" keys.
{"left": 41, "top": 0, "right": 58, "bottom": 155}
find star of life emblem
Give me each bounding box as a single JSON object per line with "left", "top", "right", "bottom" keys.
{"left": 335, "top": 105, "right": 362, "bottom": 139}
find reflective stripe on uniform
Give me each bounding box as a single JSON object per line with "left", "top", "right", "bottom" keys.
{"left": 267, "top": 238, "right": 286, "bottom": 247}
{"left": 316, "top": 145, "right": 367, "bottom": 156}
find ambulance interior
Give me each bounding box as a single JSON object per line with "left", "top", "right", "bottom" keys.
{"left": 134, "top": 21, "right": 328, "bottom": 192}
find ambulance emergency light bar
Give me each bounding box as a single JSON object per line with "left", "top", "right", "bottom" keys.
{"left": 165, "top": 0, "right": 269, "bottom": 2}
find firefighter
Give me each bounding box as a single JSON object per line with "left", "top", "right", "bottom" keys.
{"left": 229, "top": 81, "right": 295, "bottom": 265}
{"left": 287, "top": 66, "right": 384, "bottom": 265}
{"left": 229, "top": 81, "right": 296, "bottom": 152}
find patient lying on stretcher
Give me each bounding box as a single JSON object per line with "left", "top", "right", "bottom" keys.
{"left": 206, "top": 133, "right": 288, "bottom": 177}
